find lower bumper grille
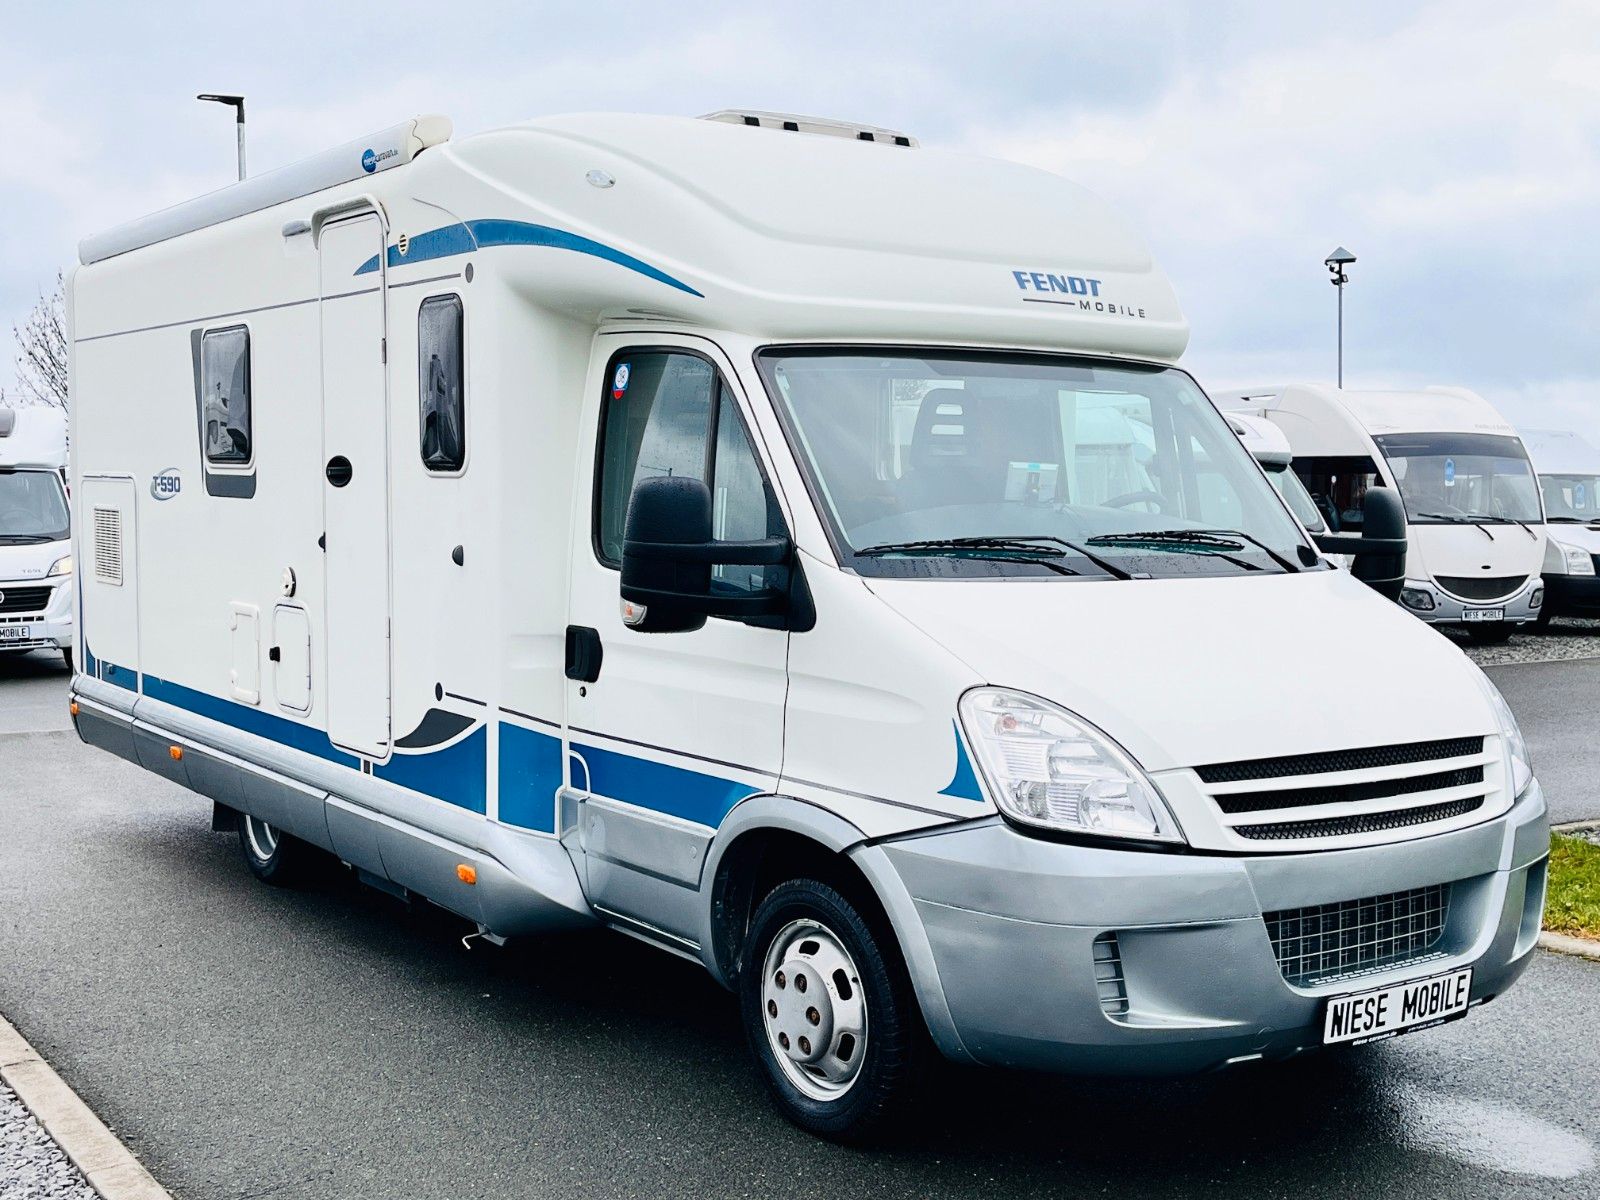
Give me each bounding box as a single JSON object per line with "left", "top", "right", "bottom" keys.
{"left": 1265, "top": 883, "right": 1451, "bottom": 986}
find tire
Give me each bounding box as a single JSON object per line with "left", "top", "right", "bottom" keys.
{"left": 62, "top": 647, "right": 74, "bottom": 673}
{"left": 237, "top": 812, "right": 317, "bottom": 885}
{"left": 740, "top": 878, "right": 922, "bottom": 1141}
{"left": 1466, "top": 623, "right": 1515, "bottom": 645}
{"left": 1535, "top": 606, "right": 1554, "bottom": 630}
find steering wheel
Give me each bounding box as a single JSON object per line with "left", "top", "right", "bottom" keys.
{"left": 1101, "top": 490, "right": 1167, "bottom": 511}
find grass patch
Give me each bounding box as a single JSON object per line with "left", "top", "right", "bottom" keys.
{"left": 1545, "top": 834, "right": 1600, "bottom": 940}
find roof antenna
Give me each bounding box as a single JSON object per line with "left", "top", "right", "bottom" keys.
{"left": 198, "top": 94, "right": 247, "bottom": 181}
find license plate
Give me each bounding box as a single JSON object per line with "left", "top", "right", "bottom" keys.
{"left": 1323, "top": 967, "right": 1473, "bottom": 1045}
{"left": 0, "top": 625, "right": 33, "bottom": 642}
{"left": 1462, "top": 608, "right": 1504, "bottom": 622}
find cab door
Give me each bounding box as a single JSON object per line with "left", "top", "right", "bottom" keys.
{"left": 565, "top": 336, "right": 790, "bottom": 942}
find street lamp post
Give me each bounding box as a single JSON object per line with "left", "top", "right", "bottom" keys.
{"left": 197, "top": 94, "right": 247, "bottom": 181}
{"left": 1324, "top": 246, "right": 1355, "bottom": 388}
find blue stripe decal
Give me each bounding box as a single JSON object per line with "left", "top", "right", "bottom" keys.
{"left": 101, "top": 659, "right": 137, "bottom": 693}
{"left": 938, "top": 721, "right": 985, "bottom": 802}
{"left": 141, "top": 674, "right": 360, "bottom": 769}
{"left": 574, "top": 741, "right": 762, "bottom": 828}
{"left": 498, "top": 721, "right": 564, "bottom": 833}
{"left": 354, "top": 219, "right": 703, "bottom": 297}
{"left": 374, "top": 725, "right": 487, "bottom": 814}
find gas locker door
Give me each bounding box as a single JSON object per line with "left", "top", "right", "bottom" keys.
{"left": 318, "top": 212, "right": 393, "bottom": 759}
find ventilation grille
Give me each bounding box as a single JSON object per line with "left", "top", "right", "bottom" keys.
{"left": 1196, "top": 737, "right": 1483, "bottom": 784}
{"left": 1265, "top": 884, "right": 1451, "bottom": 986}
{"left": 1234, "top": 797, "right": 1485, "bottom": 841}
{"left": 0, "top": 587, "right": 52, "bottom": 614}
{"left": 1092, "top": 932, "right": 1128, "bottom": 1016}
{"left": 92, "top": 506, "right": 124, "bottom": 586}
{"left": 1213, "top": 765, "right": 1485, "bottom": 816}
{"left": 1436, "top": 575, "right": 1527, "bottom": 602}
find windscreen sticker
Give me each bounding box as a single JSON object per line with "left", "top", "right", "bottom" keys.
{"left": 1444, "top": 458, "right": 1456, "bottom": 486}
{"left": 612, "top": 363, "right": 631, "bottom": 400}
{"left": 1577, "top": 482, "right": 1588, "bottom": 507}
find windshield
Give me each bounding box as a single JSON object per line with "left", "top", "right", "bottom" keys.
{"left": 1264, "top": 462, "right": 1326, "bottom": 533}
{"left": 0, "top": 469, "right": 69, "bottom": 544}
{"left": 1373, "top": 433, "right": 1542, "bottom": 525}
{"left": 1540, "top": 473, "right": 1600, "bottom": 523}
{"left": 758, "top": 349, "right": 1313, "bottom": 580}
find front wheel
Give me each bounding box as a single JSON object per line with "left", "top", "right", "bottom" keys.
{"left": 237, "top": 812, "right": 318, "bottom": 885}
{"left": 1466, "top": 623, "right": 1515, "bottom": 645}
{"left": 62, "top": 647, "right": 74, "bottom": 673}
{"left": 740, "top": 878, "right": 922, "bottom": 1141}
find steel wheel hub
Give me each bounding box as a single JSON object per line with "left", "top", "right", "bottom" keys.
{"left": 243, "top": 814, "right": 279, "bottom": 861}
{"left": 760, "top": 918, "right": 868, "bottom": 1100}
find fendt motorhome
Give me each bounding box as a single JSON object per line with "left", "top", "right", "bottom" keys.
{"left": 1521, "top": 427, "right": 1600, "bottom": 623}
{"left": 69, "top": 111, "right": 1547, "bottom": 1138}
{"left": 0, "top": 406, "right": 73, "bottom": 668}
{"left": 1220, "top": 385, "right": 1547, "bottom": 643}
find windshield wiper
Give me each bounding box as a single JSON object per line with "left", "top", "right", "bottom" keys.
{"left": 853, "top": 535, "right": 1133, "bottom": 580}
{"left": 0, "top": 534, "right": 57, "bottom": 545}
{"left": 1418, "top": 513, "right": 1496, "bottom": 541}
{"left": 1085, "top": 528, "right": 1301, "bottom": 573}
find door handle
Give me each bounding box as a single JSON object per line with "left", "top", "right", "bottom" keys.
{"left": 565, "top": 625, "right": 603, "bottom": 683}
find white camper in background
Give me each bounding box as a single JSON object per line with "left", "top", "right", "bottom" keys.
{"left": 1224, "top": 410, "right": 1328, "bottom": 538}
{"left": 0, "top": 406, "right": 74, "bottom": 667}
{"left": 68, "top": 111, "right": 1547, "bottom": 1138}
{"left": 1218, "top": 385, "right": 1547, "bottom": 643}
{"left": 1520, "top": 427, "right": 1600, "bottom": 623}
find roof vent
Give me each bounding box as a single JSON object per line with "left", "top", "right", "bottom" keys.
{"left": 700, "top": 109, "right": 917, "bottom": 147}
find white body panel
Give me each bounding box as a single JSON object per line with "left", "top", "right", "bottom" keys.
{"left": 1, "top": 408, "right": 74, "bottom": 654}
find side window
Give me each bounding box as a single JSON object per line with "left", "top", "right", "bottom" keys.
{"left": 594, "top": 350, "right": 784, "bottom": 598}
{"left": 201, "top": 326, "right": 251, "bottom": 464}
{"left": 1293, "top": 455, "right": 1381, "bottom": 532}
{"left": 418, "top": 295, "right": 465, "bottom": 472}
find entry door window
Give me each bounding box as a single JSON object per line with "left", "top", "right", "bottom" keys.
{"left": 595, "top": 350, "right": 784, "bottom": 598}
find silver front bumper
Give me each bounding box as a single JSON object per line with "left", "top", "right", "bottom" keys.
{"left": 860, "top": 781, "right": 1548, "bottom": 1073}
{"left": 0, "top": 576, "right": 73, "bottom": 651}
{"left": 1401, "top": 577, "right": 1542, "bottom": 626}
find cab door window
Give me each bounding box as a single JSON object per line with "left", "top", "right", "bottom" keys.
{"left": 594, "top": 350, "right": 784, "bottom": 598}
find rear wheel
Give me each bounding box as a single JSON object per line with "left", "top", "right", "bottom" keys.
{"left": 61, "top": 647, "right": 74, "bottom": 673}
{"left": 237, "top": 812, "right": 317, "bottom": 885}
{"left": 740, "top": 878, "right": 922, "bottom": 1141}
{"left": 1466, "top": 623, "right": 1515, "bottom": 645}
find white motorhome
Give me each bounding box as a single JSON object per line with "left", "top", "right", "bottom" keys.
{"left": 69, "top": 111, "right": 1547, "bottom": 1138}
{"left": 1218, "top": 385, "right": 1547, "bottom": 643}
{"left": 1224, "top": 410, "right": 1328, "bottom": 538}
{"left": 0, "top": 406, "right": 74, "bottom": 667}
{"left": 1520, "top": 427, "right": 1600, "bottom": 622}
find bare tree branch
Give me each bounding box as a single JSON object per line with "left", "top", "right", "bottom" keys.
{"left": 7, "top": 273, "right": 69, "bottom": 411}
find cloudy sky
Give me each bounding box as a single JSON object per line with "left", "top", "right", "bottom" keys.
{"left": 3, "top": 1, "right": 1597, "bottom": 431}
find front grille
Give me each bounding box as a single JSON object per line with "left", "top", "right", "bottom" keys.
{"left": 0, "top": 586, "right": 52, "bottom": 614}
{"left": 1235, "top": 796, "right": 1484, "bottom": 841}
{"left": 1197, "top": 736, "right": 1482, "bottom": 785}
{"left": 1266, "top": 884, "right": 1451, "bottom": 986}
{"left": 1214, "top": 765, "right": 1484, "bottom": 815}
{"left": 1436, "top": 574, "right": 1526, "bottom": 602}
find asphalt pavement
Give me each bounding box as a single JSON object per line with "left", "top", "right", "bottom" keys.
{"left": 2, "top": 647, "right": 1598, "bottom": 1198}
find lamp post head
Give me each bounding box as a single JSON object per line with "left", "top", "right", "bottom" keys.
{"left": 1325, "top": 245, "right": 1355, "bottom": 286}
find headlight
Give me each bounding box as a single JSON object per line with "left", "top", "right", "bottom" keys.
{"left": 957, "top": 688, "right": 1185, "bottom": 844}
{"left": 47, "top": 554, "right": 73, "bottom": 577}
{"left": 1476, "top": 673, "right": 1533, "bottom": 798}
{"left": 1400, "top": 585, "right": 1436, "bottom": 611}
{"left": 1556, "top": 540, "right": 1595, "bottom": 577}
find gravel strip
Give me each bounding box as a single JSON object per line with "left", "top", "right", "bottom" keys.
{"left": 1446, "top": 616, "right": 1600, "bottom": 667}
{"left": 0, "top": 1079, "right": 96, "bottom": 1200}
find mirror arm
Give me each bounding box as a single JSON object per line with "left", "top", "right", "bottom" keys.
{"left": 620, "top": 583, "right": 788, "bottom": 617}
{"left": 1313, "top": 533, "right": 1406, "bottom": 557}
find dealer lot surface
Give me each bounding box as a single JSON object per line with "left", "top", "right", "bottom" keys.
{"left": 2, "top": 649, "right": 1597, "bottom": 1198}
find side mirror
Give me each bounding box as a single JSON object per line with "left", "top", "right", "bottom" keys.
{"left": 1312, "top": 486, "right": 1408, "bottom": 602}
{"left": 619, "top": 476, "right": 795, "bottom": 633}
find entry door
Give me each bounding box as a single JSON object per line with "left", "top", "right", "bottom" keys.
{"left": 566, "top": 339, "right": 790, "bottom": 936}
{"left": 318, "top": 213, "right": 393, "bottom": 758}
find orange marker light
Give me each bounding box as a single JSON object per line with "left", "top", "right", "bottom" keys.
{"left": 69, "top": 701, "right": 79, "bottom": 717}
{"left": 169, "top": 745, "right": 183, "bottom": 761}
{"left": 456, "top": 863, "right": 478, "bottom": 885}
